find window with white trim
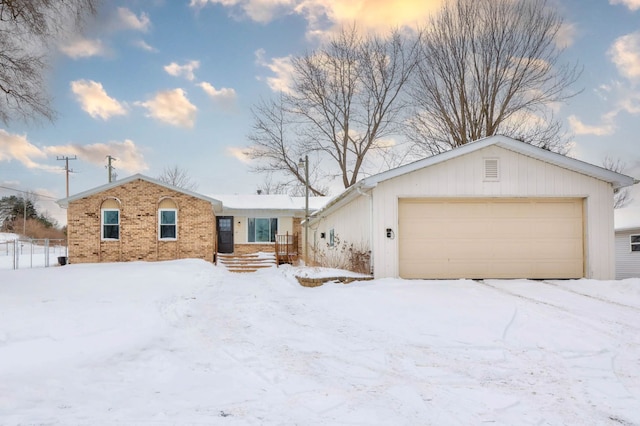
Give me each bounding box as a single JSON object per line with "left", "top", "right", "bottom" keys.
{"left": 101, "top": 209, "right": 120, "bottom": 240}
{"left": 329, "top": 228, "right": 335, "bottom": 247}
{"left": 159, "top": 209, "right": 177, "bottom": 240}
{"left": 631, "top": 234, "right": 640, "bottom": 252}
{"left": 248, "top": 218, "right": 277, "bottom": 242}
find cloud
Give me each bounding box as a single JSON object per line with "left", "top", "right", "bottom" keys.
{"left": 191, "top": 0, "right": 441, "bottom": 34}
{"left": 164, "top": 60, "right": 200, "bottom": 81}
{"left": 0, "top": 130, "right": 49, "bottom": 170}
{"left": 619, "top": 91, "right": 640, "bottom": 114}
{"left": 226, "top": 146, "right": 252, "bottom": 164}
{"left": 59, "top": 37, "right": 107, "bottom": 59}
{"left": 137, "top": 89, "right": 197, "bottom": 128}
{"left": 610, "top": 0, "right": 640, "bottom": 11}
{"left": 70, "top": 80, "right": 127, "bottom": 120}
{"left": 298, "top": 0, "right": 443, "bottom": 35}
{"left": 0, "top": 130, "right": 146, "bottom": 174}
{"left": 567, "top": 115, "right": 616, "bottom": 136}
{"left": 199, "top": 82, "right": 237, "bottom": 106}
{"left": 555, "top": 22, "right": 577, "bottom": 49}
{"left": 44, "top": 140, "right": 148, "bottom": 173}
{"left": 609, "top": 31, "right": 640, "bottom": 82}
{"left": 189, "top": 0, "right": 295, "bottom": 22}
{"left": 116, "top": 7, "right": 151, "bottom": 32}
{"left": 255, "top": 49, "right": 295, "bottom": 93}
{"left": 133, "top": 39, "right": 158, "bottom": 52}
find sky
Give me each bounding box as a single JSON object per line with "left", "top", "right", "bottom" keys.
{"left": 1, "top": 256, "right": 639, "bottom": 423}
{"left": 0, "top": 0, "right": 639, "bottom": 226}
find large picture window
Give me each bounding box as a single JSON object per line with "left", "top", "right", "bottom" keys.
{"left": 631, "top": 235, "right": 640, "bottom": 252}
{"left": 159, "top": 209, "right": 177, "bottom": 240}
{"left": 102, "top": 209, "right": 120, "bottom": 240}
{"left": 248, "top": 218, "right": 277, "bottom": 242}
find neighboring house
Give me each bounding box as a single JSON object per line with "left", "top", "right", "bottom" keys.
{"left": 57, "top": 174, "right": 329, "bottom": 264}
{"left": 308, "top": 135, "right": 638, "bottom": 280}
{"left": 615, "top": 226, "right": 640, "bottom": 279}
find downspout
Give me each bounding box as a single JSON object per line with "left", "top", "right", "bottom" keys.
{"left": 356, "top": 186, "right": 374, "bottom": 275}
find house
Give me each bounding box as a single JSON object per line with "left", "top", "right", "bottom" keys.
{"left": 308, "top": 135, "right": 638, "bottom": 280}
{"left": 56, "top": 174, "right": 329, "bottom": 264}
{"left": 615, "top": 226, "right": 640, "bottom": 279}
{"left": 614, "top": 206, "right": 640, "bottom": 279}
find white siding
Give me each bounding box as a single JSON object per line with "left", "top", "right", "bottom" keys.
{"left": 312, "top": 192, "right": 372, "bottom": 270}
{"left": 370, "top": 146, "right": 616, "bottom": 279}
{"left": 615, "top": 228, "right": 640, "bottom": 279}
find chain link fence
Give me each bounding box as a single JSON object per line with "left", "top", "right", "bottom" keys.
{"left": 0, "top": 239, "right": 67, "bottom": 270}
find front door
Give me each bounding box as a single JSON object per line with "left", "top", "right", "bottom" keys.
{"left": 217, "top": 216, "right": 234, "bottom": 253}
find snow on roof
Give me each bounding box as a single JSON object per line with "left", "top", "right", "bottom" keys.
{"left": 208, "top": 194, "right": 331, "bottom": 211}
{"left": 311, "top": 135, "right": 639, "bottom": 222}
{"left": 615, "top": 207, "right": 640, "bottom": 231}
{"left": 56, "top": 174, "right": 332, "bottom": 213}
{"left": 57, "top": 174, "right": 223, "bottom": 209}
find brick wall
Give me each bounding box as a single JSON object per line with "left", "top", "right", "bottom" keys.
{"left": 67, "top": 178, "right": 215, "bottom": 264}
{"left": 234, "top": 243, "right": 274, "bottom": 255}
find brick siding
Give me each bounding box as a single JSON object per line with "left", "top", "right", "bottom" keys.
{"left": 67, "top": 179, "right": 215, "bottom": 264}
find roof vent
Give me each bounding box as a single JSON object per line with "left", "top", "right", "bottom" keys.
{"left": 484, "top": 158, "right": 499, "bottom": 181}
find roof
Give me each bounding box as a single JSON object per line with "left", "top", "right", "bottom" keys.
{"left": 311, "top": 135, "right": 640, "bottom": 222}
{"left": 615, "top": 207, "right": 640, "bottom": 232}
{"left": 208, "top": 194, "right": 330, "bottom": 212}
{"left": 56, "top": 173, "right": 332, "bottom": 214}
{"left": 56, "top": 174, "right": 223, "bottom": 211}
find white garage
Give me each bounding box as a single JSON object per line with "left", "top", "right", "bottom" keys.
{"left": 398, "top": 198, "right": 584, "bottom": 279}
{"left": 309, "top": 135, "right": 638, "bottom": 280}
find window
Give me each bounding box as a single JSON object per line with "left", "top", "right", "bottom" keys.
{"left": 632, "top": 235, "right": 640, "bottom": 252}
{"left": 102, "top": 209, "right": 120, "bottom": 240}
{"left": 159, "top": 209, "right": 177, "bottom": 240}
{"left": 248, "top": 218, "right": 278, "bottom": 242}
{"left": 329, "top": 228, "right": 335, "bottom": 247}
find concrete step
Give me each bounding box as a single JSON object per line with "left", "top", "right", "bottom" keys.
{"left": 218, "top": 252, "right": 277, "bottom": 273}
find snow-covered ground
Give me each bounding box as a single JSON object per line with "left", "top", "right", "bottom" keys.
{"left": 1, "top": 260, "right": 639, "bottom": 425}
{"left": 0, "top": 233, "right": 67, "bottom": 270}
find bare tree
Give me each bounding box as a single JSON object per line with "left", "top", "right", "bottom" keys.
{"left": 247, "top": 25, "right": 420, "bottom": 192}
{"left": 158, "top": 166, "right": 199, "bottom": 191}
{"left": 603, "top": 156, "right": 632, "bottom": 209}
{"left": 407, "top": 0, "right": 580, "bottom": 155}
{"left": 0, "top": 0, "right": 99, "bottom": 124}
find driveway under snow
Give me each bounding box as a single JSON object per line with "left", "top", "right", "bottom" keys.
{"left": 1, "top": 260, "right": 639, "bottom": 425}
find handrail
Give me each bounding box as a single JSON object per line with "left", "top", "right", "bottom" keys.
{"left": 274, "top": 232, "right": 299, "bottom": 266}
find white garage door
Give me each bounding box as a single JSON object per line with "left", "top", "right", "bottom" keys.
{"left": 398, "top": 198, "right": 584, "bottom": 279}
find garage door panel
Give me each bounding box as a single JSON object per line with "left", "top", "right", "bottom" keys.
{"left": 531, "top": 240, "right": 583, "bottom": 258}
{"left": 531, "top": 221, "right": 578, "bottom": 238}
{"left": 399, "top": 198, "right": 584, "bottom": 279}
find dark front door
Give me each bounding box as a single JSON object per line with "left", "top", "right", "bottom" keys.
{"left": 217, "top": 216, "right": 234, "bottom": 254}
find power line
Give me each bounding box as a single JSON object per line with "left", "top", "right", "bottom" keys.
{"left": 0, "top": 185, "right": 59, "bottom": 201}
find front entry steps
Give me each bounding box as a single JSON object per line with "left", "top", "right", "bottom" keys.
{"left": 217, "top": 252, "right": 277, "bottom": 273}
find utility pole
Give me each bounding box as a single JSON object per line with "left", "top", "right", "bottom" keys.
{"left": 106, "top": 155, "right": 117, "bottom": 183}
{"left": 57, "top": 156, "right": 77, "bottom": 197}
{"left": 298, "top": 155, "right": 309, "bottom": 265}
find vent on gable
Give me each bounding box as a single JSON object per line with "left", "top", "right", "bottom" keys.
{"left": 484, "top": 158, "right": 499, "bottom": 181}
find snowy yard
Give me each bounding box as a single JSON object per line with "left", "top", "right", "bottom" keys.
{"left": 1, "top": 260, "right": 639, "bottom": 425}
